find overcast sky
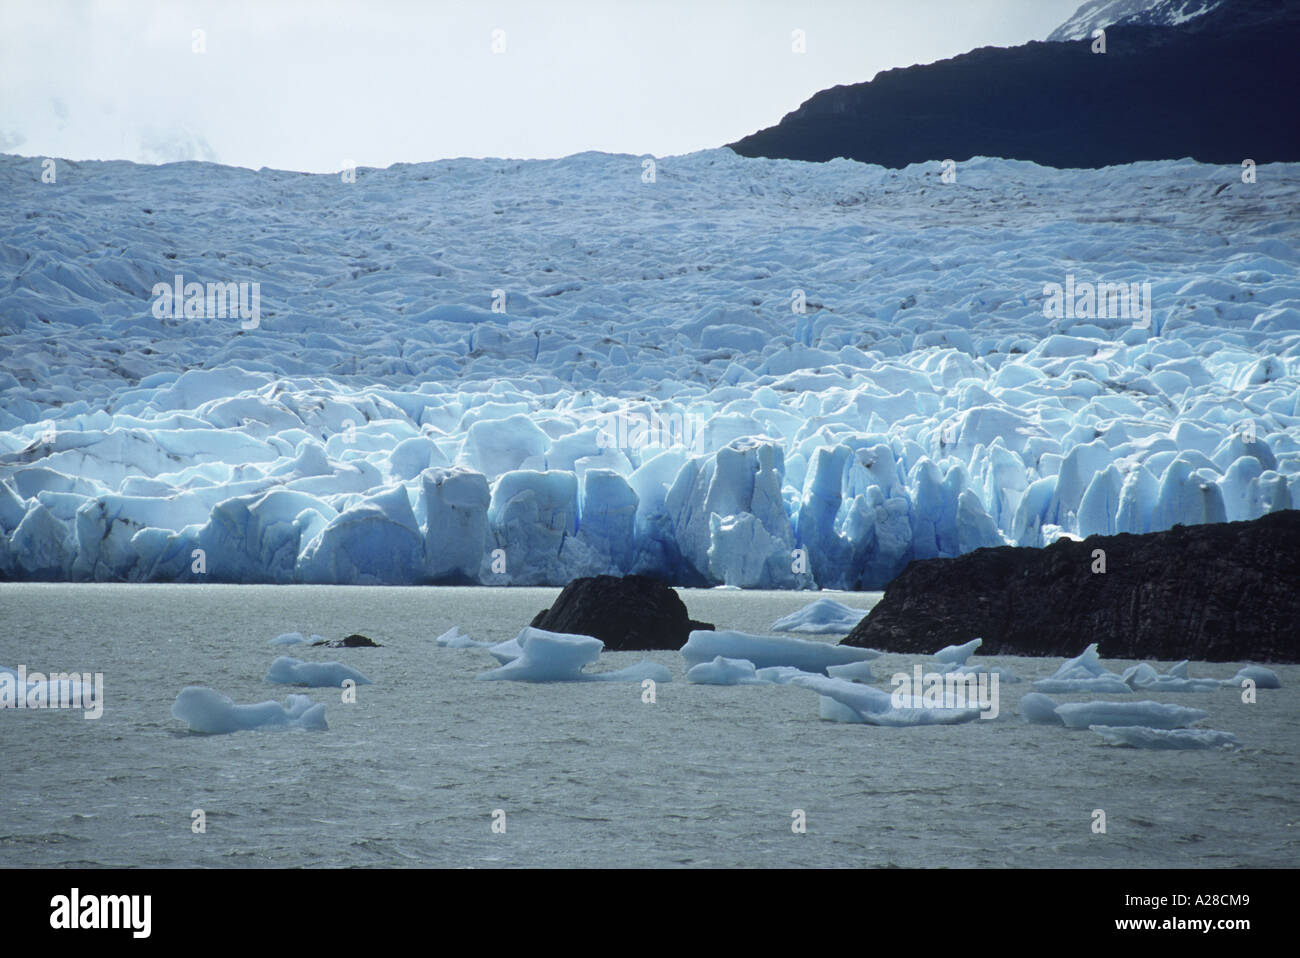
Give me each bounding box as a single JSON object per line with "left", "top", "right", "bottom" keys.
{"left": 0, "top": 0, "right": 1084, "bottom": 173}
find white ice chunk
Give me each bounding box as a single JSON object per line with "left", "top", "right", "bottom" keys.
{"left": 435, "top": 626, "right": 491, "bottom": 649}
{"left": 680, "top": 629, "right": 875, "bottom": 674}
{"left": 171, "top": 686, "right": 327, "bottom": 733}
{"left": 1018, "top": 692, "right": 1064, "bottom": 725}
{"left": 769, "top": 598, "right": 870, "bottom": 635}
{"left": 477, "top": 627, "right": 669, "bottom": 683}
{"left": 1226, "top": 665, "right": 1281, "bottom": 689}
{"left": 686, "top": 656, "right": 763, "bottom": 685}
{"left": 791, "top": 674, "right": 984, "bottom": 726}
{"left": 826, "top": 660, "right": 876, "bottom": 683}
{"left": 934, "top": 637, "right": 982, "bottom": 665}
{"left": 265, "top": 656, "right": 372, "bottom": 688}
{"left": 270, "top": 631, "right": 307, "bottom": 646}
{"left": 1055, "top": 700, "right": 1208, "bottom": 730}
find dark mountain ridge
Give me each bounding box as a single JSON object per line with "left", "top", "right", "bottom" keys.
{"left": 728, "top": 0, "right": 1300, "bottom": 169}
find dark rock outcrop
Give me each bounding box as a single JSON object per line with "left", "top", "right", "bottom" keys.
{"left": 728, "top": 0, "right": 1300, "bottom": 169}
{"left": 844, "top": 511, "right": 1300, "bottom": 662}
{"left": 312, "top": 633, "right": 382, "bottom": 648}
{"left": 529, "top": 574, "right": 714, "bottom": 651}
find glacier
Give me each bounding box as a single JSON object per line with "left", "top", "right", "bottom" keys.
{"left": 2, "top": 150, "right": 1299, "bottom": 586}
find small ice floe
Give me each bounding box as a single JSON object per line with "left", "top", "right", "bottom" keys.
{"left": 1120, "top": 661, "right": 1221, "bottom": 692}
{"left": 1224, "top": 665, "right": 1281, "bottom": 689}
{"left": 265, "top": 656, "right": 372, "bottom": 688}
{"left": 1089, "top": 725, "right": 1240, "bottom": 750}
{"left": 769, "top": 598, "right": 871, "bottom": 635}
{"left": 435, "top": 626, "right": 492, "bottom": 649}
{"left": 680, "top": 629, "right": 875, "bottom": 674}
{"left": 171, "top": 686, "right": 327, "bottom": 733}
{"left": 477, "top": 628, "right": 670, "bottom": 683}
{"left": 1034, "top": 642, "right": 1130, "bottom": 692}
{"left": 269, "top": 632, "right": 307, "bottom": 646}
{"left": 1018, "top": 692, "right": 1066, "bottom": 725}
{"left": 934, "top": 637, "right": 981, "bottom": 665}
{"left": 754, "top": 666, "right": 815, "bottom": 685}
{"left": 1054, "top": 700, "right": 1208, "bottom": 730}
{"left": 827, "top": 660, "right": 876, "bottom": 683}
{"left": 686, "top": 656, "right": 764, "bottom": 685}
{"left": 488, "top": 636, "right": 525, "bottom": 664}
{"left": 790, "top": 674, "right": 985, "bottom": 727}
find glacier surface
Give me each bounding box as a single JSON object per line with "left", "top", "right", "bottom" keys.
{"left": 2, "top": 150, "right": 1299, "bottom": 586}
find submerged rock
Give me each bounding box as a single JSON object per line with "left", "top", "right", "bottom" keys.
{"left": 529, "top": 574, "right": 714, "bottom": 651}
{"left": 844, "top": 511, "right": 1300, "bottom": 662}
{"left": 312, "top": 633, "right": 382, "bottom": 648}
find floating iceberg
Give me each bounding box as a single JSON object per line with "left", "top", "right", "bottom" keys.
{"left": 934, "top": 637, "right": 982, "bottom": 665}
{"left": 1226, "top": 665, "right": 1281, "bottom": 689}
{"left": 476, "top": 627, "right": 671, "bottom": 683}
{"left": 265, "top": 656, "right": 372, "bottom": 688}
{"left": 679, "top": 629, "right": 875, "bottom": 674}
{"left": 1054, "top": 700, "right": 1208, "bottom": 730}
{"left": 1090, "top": 725, "right": 1240, "bottom": 750}
{"left": 754, "top": 665, "right": 815, "bottom": 685}
{"left": 435, "top": 626, "right": 492, "bottom": 649}
{"left": 269, "top": 632, "right": 308, "bottom": 646}
{"left": 790, "top": 674, "right": 984, "bottom": 726}
{"left": 686, "top": 656, "right": 764, "bottom": 685}
{"left": 1018, "top": 692, "right": 1065, "bottom": 725}
{"left": 826, "top": 660, "right": 876, "bottom": 683}
{"left": 171, "top": 686, "right": 327, "bottom": 733}
{"left": 1120, "top": 660, "right": 1222, "bottom": 692}
{"left": 769, "top": 598, "right": 870, "bottom": 635}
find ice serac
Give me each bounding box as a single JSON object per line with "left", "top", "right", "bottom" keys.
{"left": 422, "top": 466, "right": 490, "bottom": 582}
{"left": 680, "top": 629, "right": 876, "bottom": 674}
{"left": 297, "top": 485, "right": 423, "bottom": 584}
{"left": 489, "top": 470, "right": 599, "bottom": 585}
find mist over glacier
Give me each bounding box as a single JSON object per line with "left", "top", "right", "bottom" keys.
{"left": 1, "top": 149, "right": 1298, "bottom": 587}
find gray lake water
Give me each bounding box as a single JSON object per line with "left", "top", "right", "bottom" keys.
{"left": 1, "top": 583, "right": 1295, "bottom": 868}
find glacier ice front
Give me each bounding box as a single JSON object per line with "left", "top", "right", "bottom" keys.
{"left": 2, "top": 151, "right": 1298, "bottom": 589}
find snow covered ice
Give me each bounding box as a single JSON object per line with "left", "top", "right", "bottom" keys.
{"left": 171, "top": 685, "right": 327, "bottom": 733}
{"left": 264, "top": 656, "right": 371, "bottom": 688}
{"left": 679, "top": 629, "right": 876, "bottom": 673}
{"left": 2, "top": 151, "right": 1299, "bottom": 586}
{"left": 476, "top": 627, "right": 671, "bottom": 683}
{"left": 434, "top": 626, "right": 491, "bottom": 649}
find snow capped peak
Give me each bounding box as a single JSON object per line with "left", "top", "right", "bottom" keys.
{"left": 1047, "top": 0, "right": 1223, "bottom": 41}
